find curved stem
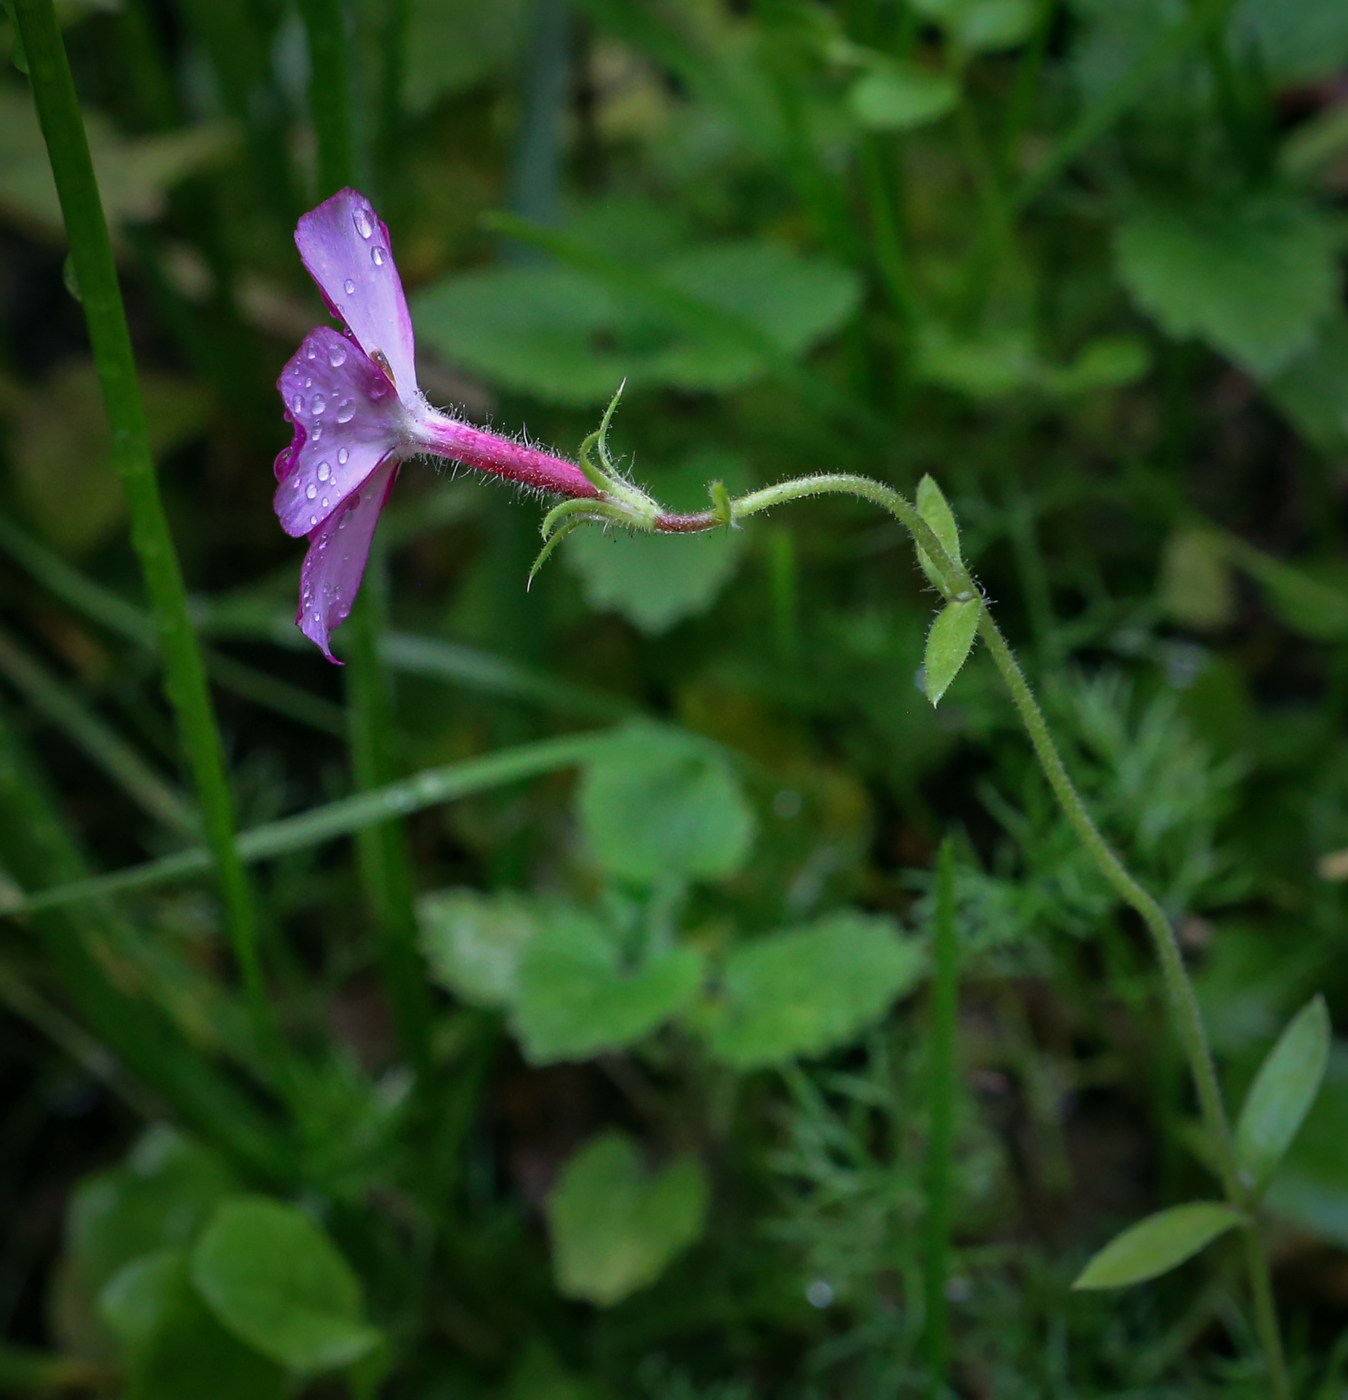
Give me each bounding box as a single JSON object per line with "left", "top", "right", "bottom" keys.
{"left": 713, "top": 470, "right": 1289, "bottom": 1398}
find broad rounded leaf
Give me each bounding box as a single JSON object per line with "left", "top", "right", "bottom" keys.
{"left": 69, "top": 1127, "right": 237, "bottom": 1296}
{"left": 513, "top": 907, "right": 705, "bottom": 1063}
{"left": 1072, "top": 1202, "right": 1243, "bottom": 1290}
{"left": 190, "top": 1198, "right": 381, "bottom": 1374}
{"left": 412, "top": 242, "right": 859, "bottom": 406}
{"left": 567, "top": 528, "right": 746, "bottom": 635}
{"left": 848, "top": 64, "right": 958, "bottom": 131}
{"left": 417, "top": 887, "right": 538, "bottom": 1007}
{"left": 1114, "top": 197, "right": 1337, "bottom": 379}
{"left": 99, "top": 1251, "right": 287, "bottom": 1400}
{"left": 547, "top": 1132, "right": 708, "bottom": 1305}
{"left": 577, "top": 724, "right": 755, "bottom": 885}
{"left": 1236, "top": 995, "right": 1331, "bottom": 1193}
{"left": 924, "top": 599, "right": 982, "bottom": 706}
{"left": 703, "top": 911, "right": 926, "bottom": 1069}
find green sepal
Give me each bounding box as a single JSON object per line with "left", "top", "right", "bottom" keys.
{"left": 924, "top": 598, "right": 981, "bottom": 706}
{"left": 916, "top": 474, "right": 963, "bottom": 594}
{"left": 1072, "top": 1202, "right": 1243, "bottom": 1291}
{"left": 709, "top": 480, "right": 733, "bottom": 525}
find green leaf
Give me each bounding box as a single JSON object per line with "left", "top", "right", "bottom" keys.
{"left": 577, "top": 724, "right": 755, "bottom": 885}
{"left": 99, "top": 1251, "right": 287, "bottom": 1400}
{"left": 69, "top": 1126, "right": 237, "bottom": 1296}
{"left": 702, "top": 911, "right": 926, "bottom": 1069}
{"left": 190, "top": 1198, "right": 381, "bottom": 1375}
{"left": 915, "top": 323, "right": 1148, "bottom": 400}
{"left": 911, "top": 0, "right": 1036, "bottom": 50}
{"left": 1114, "top": 196, "right": 1338, "bottom": 378}
{"left": 546, "top": 1132, "right": 708, "bottom": 1305}
{"left": 1237, "top": 550, "right": 1348, "bottom": 642}
{"left": 0, "top": 87, "right": 231, "bottom": 238}
{"left": 1264, "top": 1043, "right": 1348, "bottom": 1246}
{"left": 915, "top": 474, "right": 962, "bottom": 593}
{"left": 848, "top": 62, "right": 959, "bottom": 130}
{"left": 417, "top": 887, "right": 539, "bottom": 1007}
{"left": 1236, "top": 995, "right": 1332, "bottom": 1194}
{"left": 1071, "top": 1202, "right": 1243, "bottom": 1290}
{"left": 513, "top": 906, "right": 705, "bottom": 1063}
{"left": 924, "top": 599, "right": 982, "bottom": 706}
{"left": 565, "top": 452, "right": 750, "bottom": 634}
{"left": 1158, "top": 528, "right": 1235, "bottom": 631}
{"left": 412, "top": 240, "right": 860, "bottom": 405}
{"left": 1265, "top": 313, "right": 1348, "bottom": 456}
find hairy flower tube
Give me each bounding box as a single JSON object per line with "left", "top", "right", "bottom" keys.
{"left": 275, "top": 188, "right": 625, "bottom": 659}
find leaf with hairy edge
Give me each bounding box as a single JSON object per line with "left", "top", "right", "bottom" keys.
{"left": 1072, "top": 1203, "right": 1243, "bottom": 1290}
{"left": 916, "top": 475, "right": 962, "bottom": 593}
{"left": 1236, "top": 995, "right": 1332, "bottom": 1194}
{"left": 924, "top": 599, "right": 981, "bottom": 706}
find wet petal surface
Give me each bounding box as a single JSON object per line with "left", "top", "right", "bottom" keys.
{"left": 295, "top": 188, "right": 418, "bottom": 401}
{"left": 274, "top": 326, "right": 407, "bottom": 538}
{"left": 297, "top": 457, "right": 399, "bottom": 662}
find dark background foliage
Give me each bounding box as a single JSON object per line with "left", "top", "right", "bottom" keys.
{"left": 1, "top": 0, "right": 1347, "bottom": 1395}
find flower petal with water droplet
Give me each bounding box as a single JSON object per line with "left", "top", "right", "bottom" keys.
{"left": 296, "top": 188, "right": 418, "bottom": 400}
{"left": 297, "top": 457, "right": 399, "bottom": 662}
{"left": 274, "top": 325, "right": 406, "bottom": 537}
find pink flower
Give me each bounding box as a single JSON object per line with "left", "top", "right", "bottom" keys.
{"left": 275, "top": 188, "right": 602, "bottom": 661}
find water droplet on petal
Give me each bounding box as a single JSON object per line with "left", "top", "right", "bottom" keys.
{"left": 371, "top": 246, "right": 385, "bottom": 267}
{"left": 343, "top": 278, "right": 356, "bottom": 295}
{"left": 306, "top": 344, "right": 317, "bottom": 361}
{"left": 310, "top": 515, "right": 318, "bottom": 526}
{"left": 328, "top": 342, "right": 347, "bottom": 368}
{"left": 306, "top": 483, "right": 318, "bottom": 499}
{"left": 353, "top": 207, "right": 373, "bottom": 239}
{"left": 304, "top": 377, "right": 312, "bottom": 389}
{"left": 311, "top": 422, "right": 323, "bottom": 441}
{"left": 311, "top": 393, "right": 326, "bottom": 415}
{"left": 337, "top": 446, "right": 349, "bottom": 464}
{"left": 317, "top": 461, "right": 331, "bottom": 482}
{"left": 336, "top": 399, "right": 355, "bottom": 423}
{"left": 292, "top": 393, "right": 304, "bottom": 413}
{"left": 321, "top": 497, "right": 329, "bottom": 508}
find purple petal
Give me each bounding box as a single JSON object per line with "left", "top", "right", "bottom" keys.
{"left": 295, "top": 188, "right": 418, "bottom": 402}
{"left": 297, "top": 457, "right": 399, "bottom": 662}
{"left": 274, "top": 325, "right": 406, "bottom": 539}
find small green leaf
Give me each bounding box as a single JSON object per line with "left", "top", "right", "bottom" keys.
{"left": 702, "top": 911, "right": 926, "bottom": 1069}
{"left": 417, "top": 888, "right": 539, "bottom": 1008}
{"left": 547, "top": 1132, "right": 708, "bottom": 1305}
{"left": 190, "top": 1198, "right": 381, "bottom": 1375}
{"left": 915, "top": 474, "right": 962, "bottom": 592}
{"left": 99, "top": 1251, "right": 287, "bottom": 1400}
{"left": 1236, "top": 995, "right": 1332, "bottom": 1194}
{"left": 577, "top": 723, "right": 755, "bottom": 885}
{"left": 924, "top": 598, "right": 982, "bottom": 706}
{"left": 1072, "top": 1202, "right": 1243, "bottom": 1290}
{"left": 848, "top": 62, "right": 959, "bottom": 130}
{"left": 1265, "top": 312, "right": 1348, "bottom": 455}
{"left": 513, "top": 907, "right": 705, "bottom": 1063}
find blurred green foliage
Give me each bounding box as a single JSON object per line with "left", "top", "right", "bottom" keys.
{"left": 0, "top": 0, "right": 1347, "bottom": 1395}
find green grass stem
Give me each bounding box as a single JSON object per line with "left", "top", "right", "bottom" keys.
{"left": 10, "top": 0, "right": 268, "bottom": 1030}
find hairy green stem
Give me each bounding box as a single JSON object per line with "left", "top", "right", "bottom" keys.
{"left": 924, "top": 838, "right": 959, "bottom": 1389}
{"left": 11, "top": 0, "right": 268, "bottom": 1028}
{"left": 724, "top": 471, "right": 1289, "bottom": 1398}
